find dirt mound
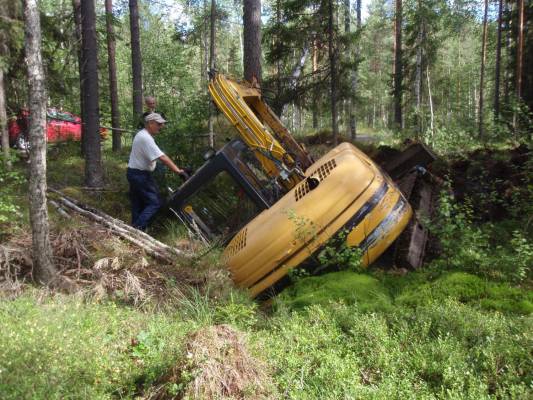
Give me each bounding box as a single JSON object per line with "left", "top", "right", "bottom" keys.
{"left": 149, "top": 324, "right": 276, "bottom": 399}
{"left": 439, "top": 144, "right": 531, "bottom": 221}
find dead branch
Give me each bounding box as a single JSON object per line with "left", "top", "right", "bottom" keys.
{"left": 48, "top": 188, "right": 187, "bottom": 257}
{"left": 49, "top": 200, "right": 71, "bottom": 218}
{"left": 48, "top": 190, "right": 191, "bottom": 263}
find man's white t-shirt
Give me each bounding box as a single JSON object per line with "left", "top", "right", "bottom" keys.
{"left": 128, "top": 129, "right": 164, "bottom": 171}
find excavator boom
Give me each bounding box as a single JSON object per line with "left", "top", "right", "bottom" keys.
{"left": 208, "top": 73, "right": 313, "bottom": 190}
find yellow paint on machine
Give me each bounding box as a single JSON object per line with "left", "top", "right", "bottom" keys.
{"left": 209, "top": 73, "right": 412, "bottom": 297}
{"left": 222, "top": 143, "right": 412, "bottom": 297}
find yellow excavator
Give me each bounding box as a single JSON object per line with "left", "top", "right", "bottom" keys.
{"left": 167, "top": 73, "right": 413, "bottom": 297}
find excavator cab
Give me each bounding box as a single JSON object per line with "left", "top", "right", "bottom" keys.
{"left": 167, "top": 139, "right": 279, "bottom": 244}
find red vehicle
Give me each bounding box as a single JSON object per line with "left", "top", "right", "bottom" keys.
{"left": 8, "top": 108, "right": 83, "bottom": 148}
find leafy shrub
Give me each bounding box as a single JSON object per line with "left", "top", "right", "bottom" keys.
{"left": 430, "top": 189, "right": 533, "bottom": 283}
{"left": 317, "top": 229, "right": 364, "bottom": 272}
{"left": 0, "top": 155, "right": 25, "bottom": 235}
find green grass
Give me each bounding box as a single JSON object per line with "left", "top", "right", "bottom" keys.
{"left": 1, "top": 141, "right": 532, "bottom": 399}
{"left": 0, "top": 290, "right": 192, "bottom": 399}
{"left": 258, "top": 300, "right": 532, "bottom": 399}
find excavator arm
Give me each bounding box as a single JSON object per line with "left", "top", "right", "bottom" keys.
{"left": 208, "top": 73, "right": 313, "bottom": 191}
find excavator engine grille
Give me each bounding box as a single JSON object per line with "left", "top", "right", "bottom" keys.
{"left": 295, "top": 180, "right": 310, "bottom": 201}
{"left": 295, "top": 159, "right": 337, "bottom": 201}
{"left": 314, "top": 159, "right": 337, "bottom": 180}
{"left": 224, "top": 228, "right": 248, "bottom": 260}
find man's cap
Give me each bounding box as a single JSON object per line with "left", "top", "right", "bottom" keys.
{"left": 144, "top": 112, "right": 166, "bottom": 124}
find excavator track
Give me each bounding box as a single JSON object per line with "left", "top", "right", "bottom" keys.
{"left": 382, "top": 143, "right": 438, "bottom": 269}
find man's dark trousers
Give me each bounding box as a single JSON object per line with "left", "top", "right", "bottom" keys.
{"left": 127, "top": 168, "right": 161, "bottom": 230}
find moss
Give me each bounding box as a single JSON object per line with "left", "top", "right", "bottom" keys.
{"left": 278, "top": 271, "right": 393, "bottom": 312}
{"left": 396, "top": 272, "right": 533, "bottom": 315}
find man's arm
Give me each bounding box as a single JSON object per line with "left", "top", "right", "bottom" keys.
{"left": 158, "top": 154, "right": 183, "bottom": 174}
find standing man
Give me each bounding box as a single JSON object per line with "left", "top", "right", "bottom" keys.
{"left": 138, "top": 96, "right": 166, "bottom": 128}
{"left": 127, "top": 112, "right": 184, "bottom": 230}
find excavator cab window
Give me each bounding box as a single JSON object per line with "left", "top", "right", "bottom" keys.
{"left": 182, "top": 170, "right": 261, "bottom": 241}
{"left": 229, "top": 141, "right": 285, "bottom": 204}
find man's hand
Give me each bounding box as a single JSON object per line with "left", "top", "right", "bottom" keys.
{"left": 178, "top": 169, "right": 190, "bottom": 181}
{"left": 158, "top": 155, "right": 190, "bottom": 181}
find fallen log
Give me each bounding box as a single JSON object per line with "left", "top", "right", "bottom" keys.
{"left": 48, "top": 189, "right": 191, "bottom": 263}
{"left": 48, "top": 188, "right": 186, "bottom": 255}
{"left": 49, "top": 200, "right": 71, "bottom": 219}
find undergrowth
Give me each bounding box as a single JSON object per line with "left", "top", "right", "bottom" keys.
{"left": 0, "top": 143, "right": 531, "bottom": 399}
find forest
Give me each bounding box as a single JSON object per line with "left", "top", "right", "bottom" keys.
{"left": 0, "top": 0, "right": 532, "bottom": 399}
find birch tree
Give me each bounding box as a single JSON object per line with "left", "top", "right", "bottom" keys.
{"left": 24, "top": 0, "right": 56, "bottom": 284}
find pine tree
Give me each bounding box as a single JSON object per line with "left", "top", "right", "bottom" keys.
{"left": 243, "top": 0, "right": 262, "bottom": 83}
{"left": 129, "top": 0, "right": 143, "bottom": 118}
{"left": 81, "top": 0, "right": 104, "bottom": 187}
{"left": 105, "top": 0, "right": 121, "bottom": 151}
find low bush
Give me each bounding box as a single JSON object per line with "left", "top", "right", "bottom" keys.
{"left": 430, "top": 189, "right": 533, "bottom": 283}
{"left": 396, "top": 272, "right": 533, "bottom": 315}
{"left": 258, "top": 299, "right": 532, "bottom": 399}
{"left": 0, "top": 291, "right": 189, "bottom": 399}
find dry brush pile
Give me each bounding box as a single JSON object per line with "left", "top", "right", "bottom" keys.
{"left": 0, "top": 219, "right": 231, "bottom": 305}
{"left": 147, "top": 324, "right": 277, "bottom": 400}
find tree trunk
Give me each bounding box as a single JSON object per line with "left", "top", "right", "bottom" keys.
{"left": 328, "top": 0, "right": 339, "bottom": 146}
{"left": 105, "top": 0, "right": 121, "bottom": 151}
{"left": 24, "top": 0, "right": 56, "bottom": 285}
{"left": 81, "top": 0, "right": 104, "bottom": 187}
{"left": 426, "top": 66, "right": 434, "bottom": 144}
{"left": 312, "top": 38, "right": 318, "bottom": 130}
{"left": 494, "top": 0, "right": 503, "bottom": 120}
{"left": 504, "top": 0, "right": 511, "bottom": 109}
{"left": 0, "top": 69, "right": 10, "bottom": 170}
{"left": 513, "top": 0, "right": 525, "bottom": 133}
{"left": 393, "top": 0, "right": 403, "bottom": 130}
{"left": 414, "top": 30, "right": 423, "bottom": 138}
{"left": 202, "top": 0, "right": 209, "bottom": 86}
{"left": 208, "top": 0, "right": 216, "bottom": 147}
{"left": 349, "top": 0, "right": 361, "bottom": 140}
{"left": 243, "top": 0, "right": 262, "bottom": 84}
{"left": 129, "top": 0, "right": 143, "bottom": 118}
{"left": 479, "top": 0, "right": 488, "bottom": 140}
{"left": 279, "top": 47, "right": 309, "bottom": 117}
{"left": 345, "top": 0, "right": 357, "bottom": 141}
{"left": 72, "top": 0, "right": 85, "bottom": 155}
{"left": 275, "top": 0, "right": 282, "bottom": 110}
{"left": 516, "top": 0, "right": 524, "bottom": 102}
